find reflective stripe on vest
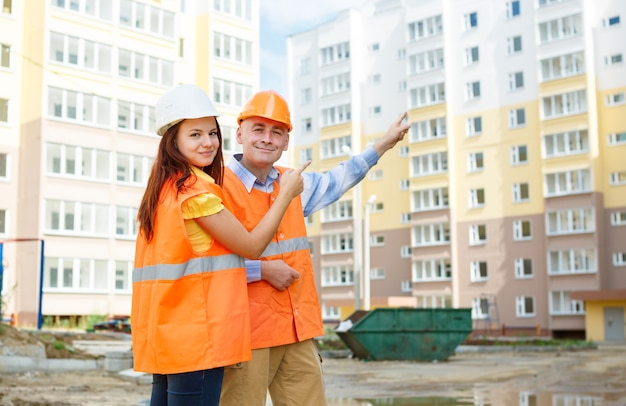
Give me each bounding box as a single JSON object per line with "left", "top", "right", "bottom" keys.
{"left": 260, "top": 237, "right": 309, "bottom": 258}
{"left": 133, "top": 254, "right": 244, "bottom": 282}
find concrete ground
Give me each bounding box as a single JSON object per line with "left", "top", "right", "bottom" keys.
{"left": 1, "top": 342, "right": 625, "bottom": 405}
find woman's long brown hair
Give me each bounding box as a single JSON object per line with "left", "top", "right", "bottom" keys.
{"left": 137, "top": 119, "right": 225, "bottom": 242}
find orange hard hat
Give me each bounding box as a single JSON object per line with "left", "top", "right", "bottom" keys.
{"left": 237, "top": 90, "right": 292, "bottom": 132}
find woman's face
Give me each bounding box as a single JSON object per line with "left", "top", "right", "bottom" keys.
{"left": 175, "top": 116, "right": 220, "bottom": 169}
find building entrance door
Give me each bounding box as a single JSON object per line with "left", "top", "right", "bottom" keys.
{"left": 604, "top": 307, "right": 625, "bottom": 340}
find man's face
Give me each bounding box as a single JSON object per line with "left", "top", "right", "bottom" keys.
{"left": 237, "top": 116, "right": 290, "bottom": 168}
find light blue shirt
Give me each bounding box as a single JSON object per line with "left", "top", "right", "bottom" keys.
{"left": 227, "top": 146, "right": 380, "bottom": 282}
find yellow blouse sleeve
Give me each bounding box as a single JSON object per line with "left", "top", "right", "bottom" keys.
{"left": 181, "top": 193, "right": 224, "bottom": 220}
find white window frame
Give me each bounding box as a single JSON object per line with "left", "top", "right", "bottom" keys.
{"left": 606, "top": 92, "right": 626, "bottom": 106}
{"left": 545, "top": 169, "right": 592, "bottom": 196}
{"left": 412, "top": 223, "right": 450, "bottom": 247}
{"left": 507, "top": 35, "right": 522, "bottom": 55}
{"left": 509, "top": 108, "right": 526, "bottom": 128}
{"left": 465, "top": 81, "right": 481, "bottom": 100}
{"left": 411, "top": 152, "right": 448, "bottom": 177}
{"left": 608, "top": 132, "right": 626, "bottom": 146}
{"left": 512, "top": 182, "right": 530, "bottom": 203}
{"left": 516, "top": 296, "right": 535, "bottom": 318}
{"left": 543, "top": 130, "right": 589, "bottom": 157}
{"left": 614, "top": 252, "right": 626, "bottom": 266}
{"left": 513, "top": 220, "right": 532, "bottom": 241}
{"left": 511, "top": 145, "right": 528, "bottom": 165}
{"left": 508, "top": 71, "right": 524, "bottom": 91}
{"left": 413, "top": 259, "right": 451, "bottom": 282}
{"left": 410, "top": 117, "right": 447, "bottom": 142}
{"left": 546, "top": 208, "right": 595, "bottom": 235}
{"left": 469, "top": 188, "right": 485, "bottom": 208}
{"left": 466, "top": 116, "right": 482, "bottom": 136}
{"left": 463, "top": 11, "right": 478, "bottom": 31}
{"left": 470, "top": 261, "right": 488, "bottom": 282}
{"left": 467, "top": 152, "right": 484, "bottom": 172}
{"left": 412, "top": 187, "right": 449, "bottom": 212}
{"left": 549, "top": 290, "right": 584, "bottom": 315}
{"left": 514, "top": 258, "right": 533, "bottom": 279}
{"left": 611, "top": 211, "right": 626, "bottom": 226}
{"left": 609, "top": 171, "right": 626, "bottom": 185}
{"left": 469, "top": 224, "right": 487, "bottom": 245}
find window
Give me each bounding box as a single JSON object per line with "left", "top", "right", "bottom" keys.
{"left": 46, "top": 143, "right": 111, "bottom": 180}
{"left": 44, "top": 257, "right": 109, "bottom": 291}
{"left": 540, "top": 52, "right": 585, "bottom": 81}
{"left": 321, "top": 104, "right": 351, "bottom": 126}
{"left": 45, "top": 199, "right": 109, "bottom": 236}
{"left": 115, "top": 206, "right": 138, "bottom": 239}
{"left": 399, "top": 146, "right": 409, "bottom": 157}
{"left": 516, "top": 296, "right": 535, "bottom": 317}
{"left": 610, "top": 171, "right": 626, "bottom": 185}
{"left": 603, "top": 15, "right": 621, "bottom": 27}
{"left": 321, "top": 200, "right": 352, "bottom": 223}
{"left": 545, "top": 169, "right": 592, "bottom": 196}
{"left": 300, "top": 88, "right": 312, "bottom": 104}
{"left": 469, "top": 224, "right": 487, "bottom": 245}
{"left": 116, "top": 153, "right": 150, "bottom": 184}
{"left": 214, "top": 0, "right": 253, "bottom": 20}
{"left": 614, "top": 252, "right": 626, "bottom": 266}
{"left": 117, "top": 101, "right": 153, "bottom": 133}
{"left": 408, "top": 15, "right": 443, "bottom": 41}
{"left": 48, "top": 87, "right": 111, "bottom": 127}
{"left": 469, "top": 188, "right": 485, "bottom": 208}
{"left": 550, "top": 290, "right": 585, "bottom": 315}
{"left": 472, "top": 297, "right": 489, "bottom": 319}
{"left": 400, "top": 179, "right": 410, "bottom": 190}
{"left": 398, "top": 48, "right": 406, "bottom": 59}
{"left": 466, "top": 116, "right": 482, "bottom": 136}
{"left": 512, "top": 182, "right": 530, "bottom": 202}
{"left": 401, "top": 213, "right": 411, "bottom": 223}
{"left": 401, "top": 246, "right": 412, "bottom": 258}
{"left": 549, "top": 249, "right": 596, "bottom": 275}
{"left": 514, "top": 258, "right": 533, "bottom": 279}
{"left": 301, "top": 118, "right": 312, "bottom": 134}
{"left": 369, "top": 106, "right": 382, "bottom": 116}
{"left": 465, "top": 46, "right": 479, "bottom": 65}
{"left": 412, "top": 223, "right": 450, "bottom": 246}
{"left": 119, "top": 1, "right": 174, "bottom": 38}
{"left": 213, "top": 32, "right": 253, "bottom": 65}
{"left": 370, "top": 268, "right": 385, "bottom": 280}
{"left": 321, "top": 233, "right": 353, "bottom": 253}
{"left": 0, "top": 152, "right": 7, "bottom": 179}
{"left": 401, "top": 280, "right": 412, "bottom": 293}
{"left": 411, "top": 152, "right": 448, "bottom": 176}
{"left": 322, "top": 305, "right": 340, "bottom": 320}
{"left": 464, "top": 12, "right": 478, "bottom": 31}
{"left": 300, "top": 148, "right": 312, "bottom": 164}
{"left": 513, "top": 220, "right": 532, "bottom": 240}
{"left": 321, "top": 135, "right": 351, "bottom": 159}
{"left": 413, "top": 259, "right": 451, "bottom": 281}
{"left": 369, "top": 43, "right": 380, "bottom": 52}
{"left": 611, "top": 211, "right": 626, "bottom": 226}
{"left": 409, "top": 48, "right": 444, "bottom": 74}
{"left": 0, "top": 97, "right": 7, "bottom": 123}
{"left": 511, "top": 145, "right": 528, "bottom": 165}
{"left": 507, "top": 35, "right": 522, "bottom": 54}
{"left": 320, "top": 41, "right": 350, "bottom": 65}
{"left": 605, "top": 54, "right": 623, "bottom": 66}
{"left": 0, "top": 209, "right": 6, "bottom": 235}
{"left": 606, "top": 92, "right": 625, "bottom": 106}
{"left": 412, "top": 187, "right": 449, "bottom": 211}
{"left": 508, "top": 72, "right": 524, "bottom": 90}
{"left": 546, "top": 208, "right": 595, "bottom": 235}
{"left": 213, "top": 78, "right": 253, "bottom": 107}
{"left": 50, "top": 32, "right": 113, "bottom": 73}
{"left": 506, "top": 1, "right": 520, "bottom": 19}
{"left": 544, "top": 130, "right": 589, "bottom": 157}
{"left": 321, "top": 265, "right": 354, "bottom": 286}
{"left": 409, "top": 83, "right": 446, "bottom": 107}
{"left": 368, "top": 169, "right": 383, "bottom": 181}
{"left": 368, "top": 74, "right": 381, "bottom": 84}
{"left": 2, "top": 0, "right": 12, "bottom": 14}
{"left": 370, "top": 235, "right": 385, "bottom": 246}
{"left": 470, "top": 261, "right": 488, "bottom": 282}
{"left": 468, "top": 152, "right": 484, "bottom": 172}
{"left": 398, "top": 80, "right": 407, "bottom": 92}
{"left": 115, "top": 261, "right": 132, "bottom": 291}
{"left": 538, "top": 14, "right": 582, "bottom": 43}
{"left": 1, "top": 43, "right": 10, "bottom": 68}
{"left": 299, "top": 57, "right": 311, "bottom": 75}
{"left": 509, "top": 108, "right": 526, "bottom": 127}
{"left": 465, "top": 81, "right": 481, "bottom": 100}
{"left": 608, "top": 132, "right": 626, "bottom": 145}
{"left": 410, "top": 117, "right": 446, "bottom": 142}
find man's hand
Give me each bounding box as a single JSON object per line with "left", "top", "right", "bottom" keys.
{"left": 372, "top": 112, "right": 411, "bottom": 157}
{"left": 260, "top": 260, "right": 300, "bottom": 291}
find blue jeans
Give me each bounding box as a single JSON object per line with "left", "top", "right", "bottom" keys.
{"left": 150, "top": 368, "right": 224, "bottom": 406}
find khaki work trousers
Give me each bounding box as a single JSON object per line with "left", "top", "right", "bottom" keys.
{"left": 220, "top": 338, "right": 327, "bottom": 406}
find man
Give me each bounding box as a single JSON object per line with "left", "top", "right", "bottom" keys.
{"left": 220, "top": 90, "right": 410, "bottom": 406}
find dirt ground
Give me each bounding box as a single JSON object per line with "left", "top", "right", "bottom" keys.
{"left": 1, "top": 325, "right": 626, "bottom": 405}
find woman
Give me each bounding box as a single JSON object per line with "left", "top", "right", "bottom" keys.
{"left": 131, "top": 84, "right": 308, "bottom": 406}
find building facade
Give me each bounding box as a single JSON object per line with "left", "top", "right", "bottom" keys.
{"left": 0, "top": 0, "right": 259, "bottom": 327}
{"left": 287, "top": 0, "right": 626, "bottom": 338}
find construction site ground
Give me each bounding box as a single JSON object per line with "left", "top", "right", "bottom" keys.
{"left": 1, "top": 326, "right": 625, "bottom": 405}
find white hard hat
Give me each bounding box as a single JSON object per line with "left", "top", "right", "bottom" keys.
{"left": 155, "top": 84, "right": 221, "bottom": 136}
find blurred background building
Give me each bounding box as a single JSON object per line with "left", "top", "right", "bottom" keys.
{"left": 1, "top": 0, "right": 625, "bottom": 339}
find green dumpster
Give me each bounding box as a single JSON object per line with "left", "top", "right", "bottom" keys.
{"left": 335, "top": 308, "right": 472, "bottom": 361}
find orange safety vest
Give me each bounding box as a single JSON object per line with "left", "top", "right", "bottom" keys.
{"left": 131, "top": 174, "right": 251, "bottom": 374}
{"left": 223, "top": 167, "right": 325, "bottom": 349}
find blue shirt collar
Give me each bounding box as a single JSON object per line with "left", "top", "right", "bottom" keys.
{"left": 228, "top": 154, "right": 279, "bottom": 193}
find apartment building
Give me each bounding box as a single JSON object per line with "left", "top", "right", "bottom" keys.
{"left": 0, "top": 0, "right": 259, "bottom": 327}
{"left": 287, "top": 0, "right": 626, "bottom": 338}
